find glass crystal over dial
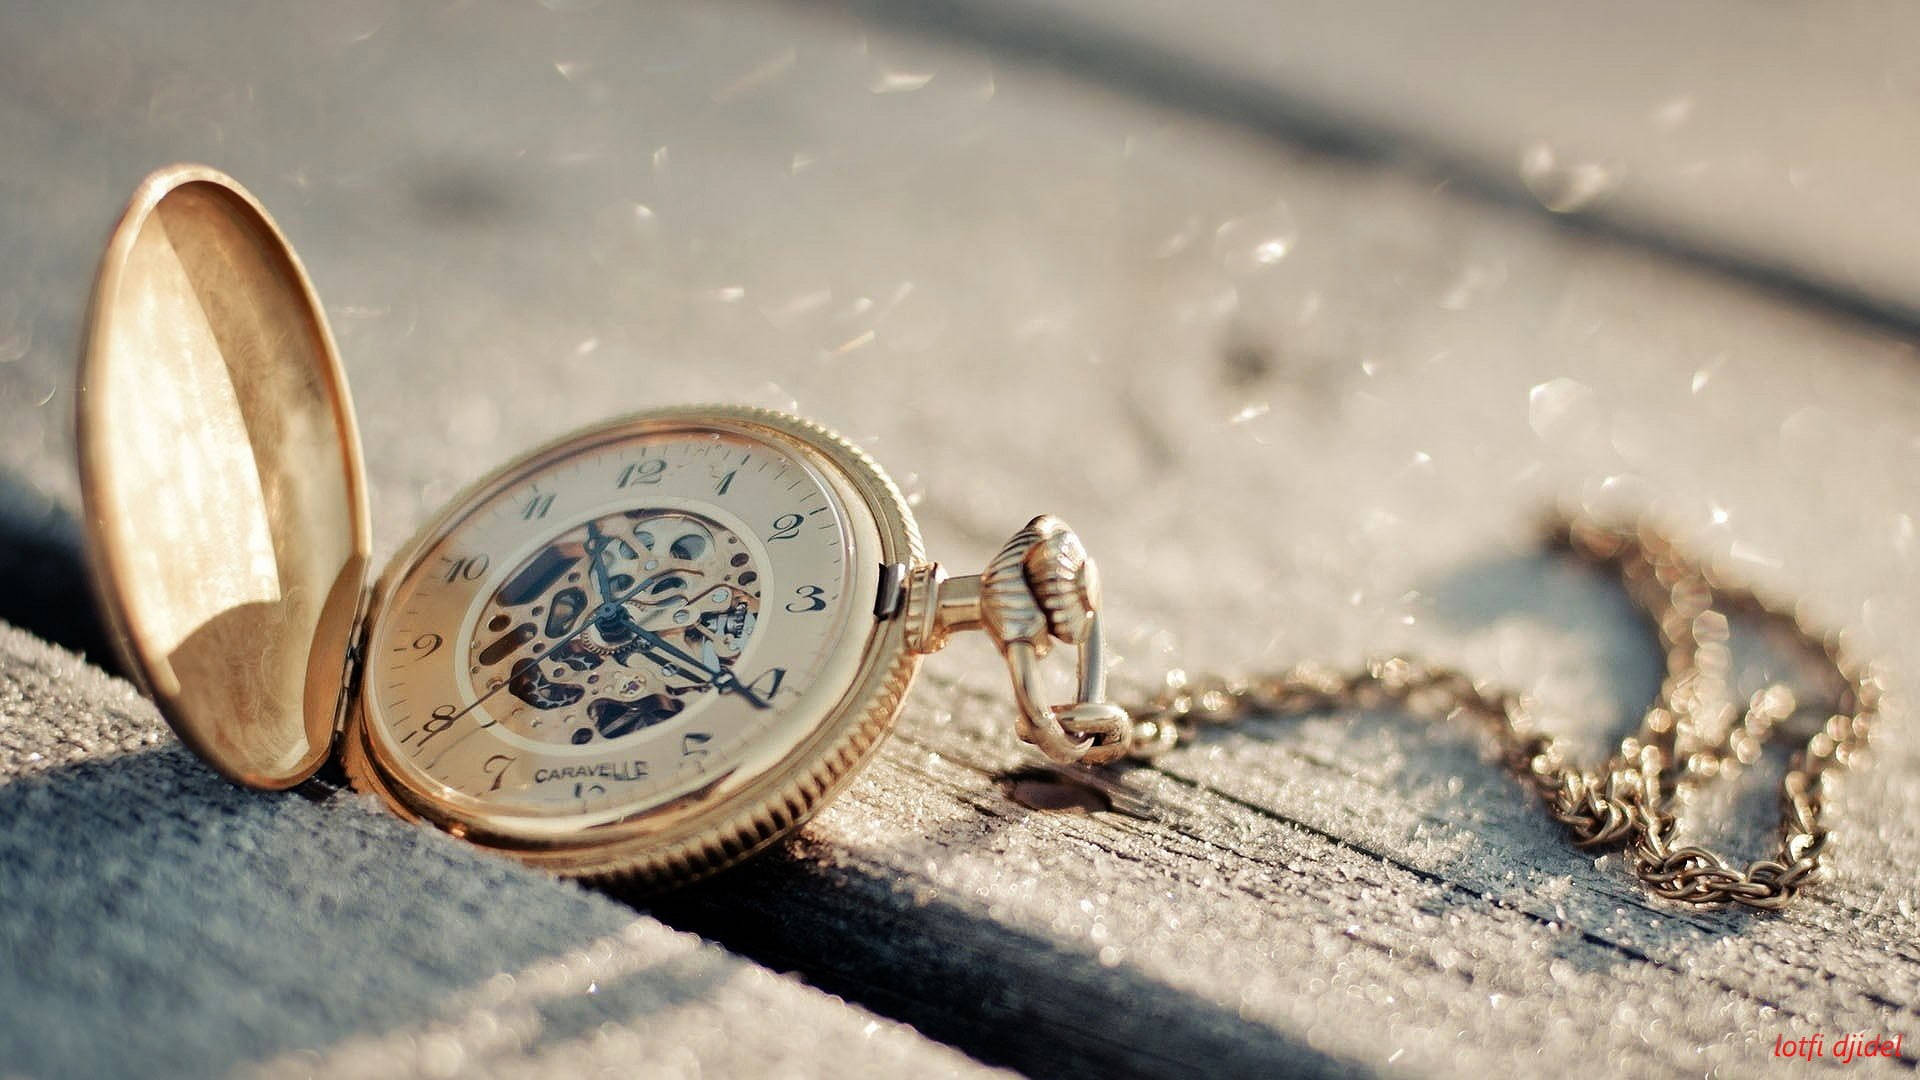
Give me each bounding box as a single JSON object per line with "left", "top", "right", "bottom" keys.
{"left": 359, "top": 421, "right": 877, "bottom": 829}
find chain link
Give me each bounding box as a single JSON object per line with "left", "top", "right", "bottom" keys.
{"left": 1106, "top": 515, "right": 1883, "bottom": 911}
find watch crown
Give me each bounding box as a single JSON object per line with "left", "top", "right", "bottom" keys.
{"left": 912, "top": 515, "right": 1120, "bottom": 765}
{"left": 981, "top": 515, "right": 1098, "bottom": 657}
{"left": 1021, "top": 515, "right": 1099, "bottom": 646}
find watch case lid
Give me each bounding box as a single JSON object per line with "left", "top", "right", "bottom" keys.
{"left": 76, "top": 163, "right": 372, "bottom": 789}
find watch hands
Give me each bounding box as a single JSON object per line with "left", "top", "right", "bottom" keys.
{"left": 604, "top": 606, "right": 770, "bottom": 709}
{"left": 420, "top": 567, "right": 687, "bottom": 770}
{"left": 580, "top": 521, "right": 769, "bottom": 710}
{"left": 444, "top": 541, "right": 765, "bottom": 736}
{"left": 440, "top": 566, "right": 681, "bottom": 728}
{"left": 582, "top": 519, "right": 622, "bottom": 606}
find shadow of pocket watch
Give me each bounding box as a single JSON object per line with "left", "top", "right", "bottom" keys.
{"left": 75, "top": 164, "right": 1123, "bottom": 887}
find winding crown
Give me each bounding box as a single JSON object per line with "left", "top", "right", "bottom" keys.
{"left": 980, "top": 515, "right": 1100, "bottom": 656}
{"left": 902, "top": 515, "right": 1118, "bottom": 764}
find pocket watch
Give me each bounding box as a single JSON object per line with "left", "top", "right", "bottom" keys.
{"left": 76, "top": 164, "right": 1126, "bottom": 887}
{"left": 75, "top": 165, "right": 1877, "bottom": 911}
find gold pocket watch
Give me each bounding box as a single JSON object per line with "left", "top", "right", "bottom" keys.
{"left": 77, "top": 164, "right": 1123, "bottom": 887}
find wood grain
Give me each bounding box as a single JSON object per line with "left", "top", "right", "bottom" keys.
{"left": 645, "top": 669, "right": 1919, "bottom": 1077}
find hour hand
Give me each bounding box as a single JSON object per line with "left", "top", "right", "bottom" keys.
{"left": 583, "top": 520, "right": 622, "bottom": 606}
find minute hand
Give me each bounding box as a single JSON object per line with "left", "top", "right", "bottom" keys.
{"left": 581, "top": 521, "right": 733, "bottom": 693}
{"left": 620, "top": 617, "right": 770, "bottom": 709}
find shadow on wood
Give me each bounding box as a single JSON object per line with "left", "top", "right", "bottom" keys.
{"left": 635, "top": 852, "right": 1374, "bottom": 1080}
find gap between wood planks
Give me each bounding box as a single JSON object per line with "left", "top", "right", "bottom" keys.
{"left": 633, "top": 673, "right": 1920, "bottom": 1078}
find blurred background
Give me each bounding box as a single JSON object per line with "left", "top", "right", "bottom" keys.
{"left": 2, "top": 3, "right": 1917, "bottom": 1078}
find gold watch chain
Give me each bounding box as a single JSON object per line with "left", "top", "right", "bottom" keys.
{"left": 1107, "top": 517, "right": 1882, "bottom": 911}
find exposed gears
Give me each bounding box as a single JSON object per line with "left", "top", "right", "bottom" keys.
{"left": 467, "top": 509, "right": 763, "bottom": 746}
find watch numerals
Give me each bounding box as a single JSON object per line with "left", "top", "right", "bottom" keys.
{"left": 520, "top": 492, "right": 555, "bottom": 520}
{"left": 439, "top": 554, "right": 489, "bottom": 583}
{"left": 617, "top": 459, "right": 665, "bottom": 487}
{"left": 769, "top": 513, "right": 802, "bottom": 541}
{"left": 679, "top": 732, "right": 713, "bottom": 773}
{"left": 747, "top": 667, "right": 787, "bottom": 698}
{"left": 482, "top": 754, "right": 515, "bottom": 793}
{"left": 785, "top": 585, "right": 828, "bottom": 613}
{"left": 395, "top": 632, "right": 443, "bottom": 660}
{"left": 405, "top": 703, "right": 459, "bottom": 747}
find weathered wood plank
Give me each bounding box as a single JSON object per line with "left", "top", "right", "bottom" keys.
{"left": 646, "top": 670, "right": 1920, "bottom": 1078}
{"left": 0, "top": 623, "right": 1012, "bottom": 1080}
{"left": 851, "top": 0, "right": 1920, "bottom": 327}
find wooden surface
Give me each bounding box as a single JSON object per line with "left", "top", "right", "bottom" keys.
{"left": 1, "top": 1, "right": 1918, "bottom": 1076}
{"left": 0, "top": 625, "right": 1009, "bottom": 1080}
{"left": 864, "top": 0, "right": 1920, "bottom": 325}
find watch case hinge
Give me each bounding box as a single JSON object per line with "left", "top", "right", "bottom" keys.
{"left": 874, "top": 561, "right": 908, "bottom": 620}
{"left": 303, "top": 588, "right": 371, "bottom": 800}
{"left": 332, "top": 586, "right": 373, "bottom": 738}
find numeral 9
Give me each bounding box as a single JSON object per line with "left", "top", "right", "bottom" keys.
{"left": 398, "top": 632, "right": 443, "bottom": 660}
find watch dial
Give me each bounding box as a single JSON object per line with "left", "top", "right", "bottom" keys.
{"left": 360, "top": 421, "right": 882, "bottom": 826}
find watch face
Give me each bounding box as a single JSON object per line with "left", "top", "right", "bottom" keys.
{"left": 356, "top": 411, "right": 904, "bottom": 849}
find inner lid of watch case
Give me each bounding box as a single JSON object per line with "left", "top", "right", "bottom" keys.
{"left": 76, "top": 164, "right": 372, "bottom": 790}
